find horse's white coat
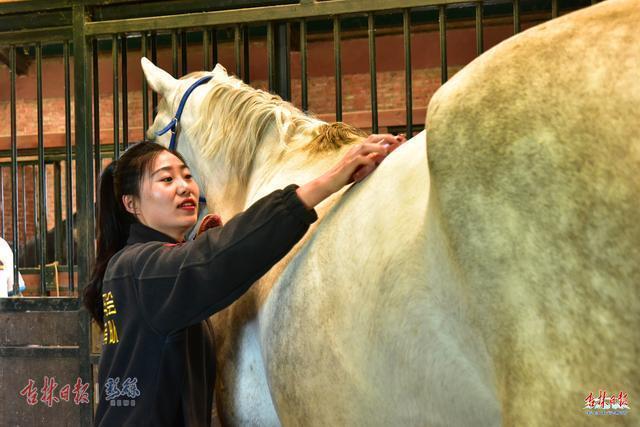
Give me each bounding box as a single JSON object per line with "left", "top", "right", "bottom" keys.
{"left": 0, "top": 237, "right": 25, "bottom": 297}
{"left": 142, "top": 1, "right": 639, "bottom": 424}
{"left": 425, "top": 0, "right": 639, "bottom": 425}
{"left": 256, "top": 134, "right": 501, "bottom": 426}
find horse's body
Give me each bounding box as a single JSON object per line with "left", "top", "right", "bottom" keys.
{"left": 142, "top": 0, "right": 638, "bottom": 424}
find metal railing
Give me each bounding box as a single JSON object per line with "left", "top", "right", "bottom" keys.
{"left": 1, "top": 43, "right": 77, "bottom": 295}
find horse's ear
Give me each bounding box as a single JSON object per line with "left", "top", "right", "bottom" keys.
{"left": 141, "top": 57, "right": 177, "bottom": 96}
{"left": 212, "top": 63, "right": 228, "bottom": 76}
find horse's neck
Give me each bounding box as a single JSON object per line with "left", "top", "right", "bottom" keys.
{"left": 197, "top": 121, "right": 356, "bottom": 218}
{"left": 243, "top": 134, "right": 353, "bottom": 210}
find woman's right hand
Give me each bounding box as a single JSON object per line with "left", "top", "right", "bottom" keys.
{"left": 296, "top": 133, "right": 406, "bottom": 209}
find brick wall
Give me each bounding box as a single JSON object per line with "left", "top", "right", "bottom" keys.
{"left": 0, "top": 162, "right": 76, "bottom": 257}
{"left": 0, "top": 22, "right": 517, "bottom": 256}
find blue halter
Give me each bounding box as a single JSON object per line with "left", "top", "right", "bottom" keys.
{"left": 155, "top": 75, "right": 213, "bottom": 204}
{"left": 155, "top": 75, "right": 213, "bottom": 151}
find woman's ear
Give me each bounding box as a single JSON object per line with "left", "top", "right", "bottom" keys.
{"left": 122, "top": 195, "right": 138, "bottom": 216}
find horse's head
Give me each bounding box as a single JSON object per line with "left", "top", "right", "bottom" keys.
{"left": 141, "top": 57, "right": 245, "bottom": 216}
{"left": 141, "top": 57, "right": 219, "bottom": 147}
{"left": 141, "top": 57, "right": 366, "bottom": 217}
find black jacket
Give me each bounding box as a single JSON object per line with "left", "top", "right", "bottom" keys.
{"left": 95, "top": 185, "right": 317, "bottom": 426}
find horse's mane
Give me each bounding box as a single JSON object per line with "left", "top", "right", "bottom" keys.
{"left": 181, "top": 70, "right": 366, "bottom": 188}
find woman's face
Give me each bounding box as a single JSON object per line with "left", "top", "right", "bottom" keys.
{"left": 123, "top": 151, "right": 200, "bottom": 241}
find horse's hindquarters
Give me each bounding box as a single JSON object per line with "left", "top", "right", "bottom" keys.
{"left": 426, "top": 1, "right": 640, "bottom": 425}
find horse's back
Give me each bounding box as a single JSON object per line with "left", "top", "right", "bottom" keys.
{"left": 427, "top": 0, "right": 639, "bottom": 424}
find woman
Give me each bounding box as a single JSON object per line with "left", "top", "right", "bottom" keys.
{"left": 84, "top": 134, "right": 405, "bottom": 426}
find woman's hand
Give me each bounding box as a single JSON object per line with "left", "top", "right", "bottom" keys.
{"left": 296, "top": 133, "right": 407, "bottom": 209}
{"left": 195, "top": 214, "right": 223, "bottom": 237}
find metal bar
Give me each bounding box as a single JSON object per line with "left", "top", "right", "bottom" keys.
{"left": 0, "top": 346, "right": 79, "bottom": 358}
{"left": 267, "top": 22, "right": 275, "bottom": 91}
{"left": 552, "top": 0, "right": 558, "bottom": 18}
{"left": 333, "top": 16, "right": 342, "bottom": 122}
{"left": 211, "top": 28, "right": 218, "bottom": 65}
{"left": 151, "top": 33, "right": 158, "bottom": 117}
{"left": 181, "top": 30, "right": 188, "bottom": 76}
{"left": 112, "top": 35, "right": 120, "bottom": 159}
{"left": 10, "top": 46, "right": 19, "bottom": 292}
{"left": 0, "top": 0, "right": 138, "bottom": 14}
{"left": 93, "top": 38, "right": 101, "bottom": 194}
{"left": 32, "top": 163, "right": 38, "bottom": 268}
{"left": 368, "top": 12, "right": 378, "bottom": 134}
{"left": 0, "top": 296, "right": 80, "bottom": 311}
{"left": 300, "top": 19, "right": 308, "bottom": 112}
{"left": 243, "top": 25, "right": 250, "bottom": 83}
{"left": 37, "top": 43, "right": 47, "bottom": 294}
{"left": 475, "top": 1, "right": 483, "bottom": 56}
{"left": 20, "top": 166, "right": 26, "bottom": 264}
{"left": 439, "top": 5, "right": 448, "bottom": 84}
{"left": 0, "top": 1, "right": 71, "bottom": 14}
{"left": 0, "top": 160, "right": 38, "bottom": 168}
{"left": 0, "top": 8, "right": 68, "bottom": 31}
{"left": 403, "top": 8, "right": 413, "bottom": 137}
{"left": 234, "top": 24, "right": 242, "bottom": 78}
{"left": 85, "top": 0, "right": 466, "bottom": 35}
{"left": 63, "top": 40, "right": 74, "bottom": 291}
{"left": 0, "top": 27, "right": 72, "bottom": 45}
{"left": 54, "top": 161, "right": 63, "bottom": 265}
{"left": 513, "top": 0, "right": 520, "bottom": 34}
{"left": 122, "top": 35, "right": 129, "bottom": 149}
{"left": 0, "top": 145, "right": 116, "bottom": 161}
{"left": 72, "top": 4, "right": 95, "bottom": 423}
{"left": 171, "top": 30, "right": 179, "bottom": 78}
{"left": 142, "top": 33, "right": 149, "bottom": 136}
{"left": 202, "top": 28, "right": 210, "bottom": 70}
{"left": 276, "top": 23, "right": 291, "bottom": 101}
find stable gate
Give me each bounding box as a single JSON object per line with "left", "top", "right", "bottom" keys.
{"left": 0, "top": 0, "right": 594, "bottom": 425}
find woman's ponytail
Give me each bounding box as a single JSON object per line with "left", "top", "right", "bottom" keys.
{"left": 83, "top": 161, "right": 134, "bottom": 328}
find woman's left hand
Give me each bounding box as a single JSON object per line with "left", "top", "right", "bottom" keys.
{"left": 196, "top": 214, "right": 223, "bottom": 237}
{"left": 350, "top": 133, "right": 407, "bottom": 182}
{"left": 296, "top": 133, "right": 407, "bottom": 209}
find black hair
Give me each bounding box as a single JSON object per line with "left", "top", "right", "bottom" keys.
{"left": 83, "top": 141, "right": 188, "bottom": 328}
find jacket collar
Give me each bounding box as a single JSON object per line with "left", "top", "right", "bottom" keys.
{"left": 127, "top": 222, "right": 181, "bottom": 245}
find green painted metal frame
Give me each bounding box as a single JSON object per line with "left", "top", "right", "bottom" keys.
{"left": 84, "top": 0, "right": 465, "bottom": 34}
{"left": 71, "top": 5, "right": 95, "bottom": 425}
{"left": 0, "top": 296, "right": 80, "bottom": 312}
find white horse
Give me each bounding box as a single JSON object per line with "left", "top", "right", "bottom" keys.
{"left": 0, "top": 237, "right": 26, "bottom": 297}
{"left": 141, "top": 0, "right": 638, "bottom": 424}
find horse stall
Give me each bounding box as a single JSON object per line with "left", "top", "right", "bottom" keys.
{"left": 0, "top": 0, "right": 608, "bottom": 425}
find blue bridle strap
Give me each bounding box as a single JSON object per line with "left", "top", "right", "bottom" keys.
{"left": 155, "top": 75, "right": 213, "bottom": 151}
{"left": 155, "top": 74, "right": 213, "bottom": 205}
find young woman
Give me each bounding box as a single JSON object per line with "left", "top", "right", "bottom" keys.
{"left": 84, "top": 134, "right": 404, "bottom": 426}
